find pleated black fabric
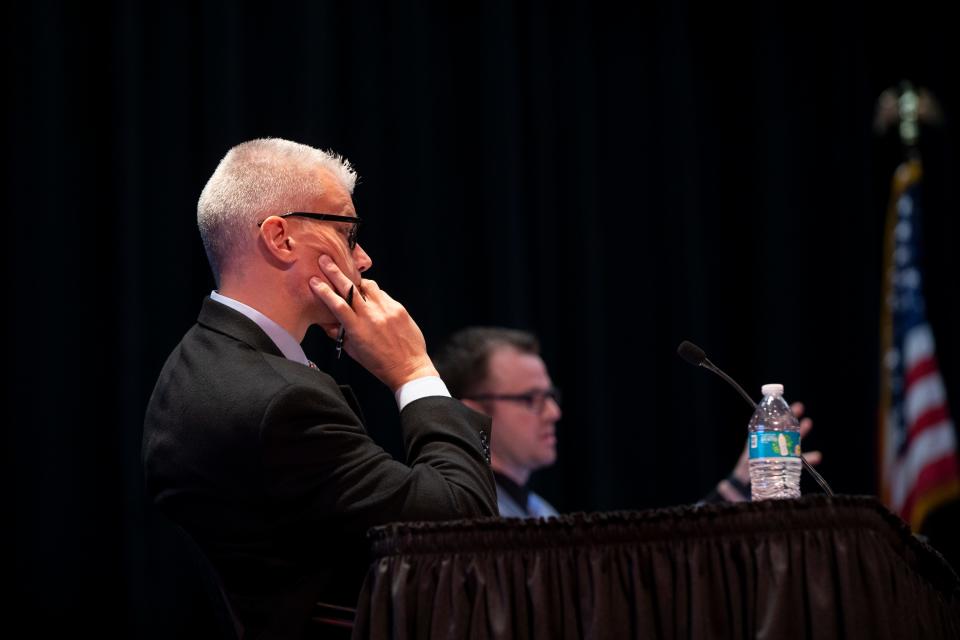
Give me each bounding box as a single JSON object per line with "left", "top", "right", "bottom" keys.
{"left": 353, "top": 496, "right": 960, "bottom": 639}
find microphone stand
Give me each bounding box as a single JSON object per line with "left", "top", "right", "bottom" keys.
{"left": 688, "top": 348, "right": 834, "bottom": 496}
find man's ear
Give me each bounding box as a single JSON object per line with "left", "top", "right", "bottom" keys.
{"left": 258, "top": 216, "right": 297, "bottom": 265}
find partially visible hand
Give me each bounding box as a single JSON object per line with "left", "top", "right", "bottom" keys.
{"left": 791, "top": 401, "right": 823, "bottom": 468}
{"left": 310, "top": 255, "right": 438, "bottom": 390}
{"left": 729, "top": 401, "right": 822, "bottom": 486}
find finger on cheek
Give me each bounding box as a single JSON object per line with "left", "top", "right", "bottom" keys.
{"left": 316, "top": 272, "right": 335, "bottom": 289}
{"left": 321, "top": 254, "right": 343, "bottom": 275}
{"left": 310, "top": 278, "right": 334, "bottom": 299}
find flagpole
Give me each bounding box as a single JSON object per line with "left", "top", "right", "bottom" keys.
{"left": 875, "top": 81, "right": 921, "bottom": 508}
{"left": 875, "top": 82, "right": 960, "bottom": 531}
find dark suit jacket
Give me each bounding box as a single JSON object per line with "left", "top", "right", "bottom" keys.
{"left": 142, "top": 298, "right": 496, "bottom": 639}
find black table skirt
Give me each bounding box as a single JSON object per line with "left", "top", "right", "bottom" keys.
{"left": 353, "top": 496, "right": 960, "bottom": 639}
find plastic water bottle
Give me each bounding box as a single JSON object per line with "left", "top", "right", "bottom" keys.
{"left": 748, "top": 383, "right": 802, "bottom": 500}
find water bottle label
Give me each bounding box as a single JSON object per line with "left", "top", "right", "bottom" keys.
{"left": 749, "top": 430, "right": 801, "bottom": 459}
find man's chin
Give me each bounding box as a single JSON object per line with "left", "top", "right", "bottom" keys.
{"left": 538, "top": 450, "right": 558, "bottom": 468}
{"left": 318, "top": 322, "right": 340, "bottom": 335}
{"left": 311, "top": 306, "right": 340, "bottom": 331}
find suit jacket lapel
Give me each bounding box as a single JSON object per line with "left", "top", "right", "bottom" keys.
{"left": 197, "top": 297, "right": 285, "bottom": 358}
{"left": 199, "top": 297, "right": 367, "bottom": 425}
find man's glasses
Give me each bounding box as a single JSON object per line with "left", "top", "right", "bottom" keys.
{"left": 257, "top": 212, "right": 363, "bottom": 250}
{"left": 465, "top": 387, "right": 562, "bottom": 414}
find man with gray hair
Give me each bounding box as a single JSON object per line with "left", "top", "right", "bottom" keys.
{"left": 143, "top": 138, "right": 496, "bottom": 638}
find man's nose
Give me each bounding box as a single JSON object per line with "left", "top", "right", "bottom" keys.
{"left": 353, "top": 243, "right": 373, "bottom": 272}
{"left": 543, "top": 396, "right": 562, "bottom": 421}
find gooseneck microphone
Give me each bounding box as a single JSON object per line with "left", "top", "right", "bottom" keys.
{"left": 677, "top": 341, "right": 758, "bottom": 412}
{"left": 677, "top": 340, "right": 834, "bottom": 496}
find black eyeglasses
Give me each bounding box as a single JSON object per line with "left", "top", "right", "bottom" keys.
{"left": 465, "top": 387, "right": 562, "bottom": 414}
{"left": 257, "top": 212, "right": 363, "bottom": 250}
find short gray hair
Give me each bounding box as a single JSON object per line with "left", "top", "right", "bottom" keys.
{"left": 197, "top": 137, "right": 358, "bottom": 280}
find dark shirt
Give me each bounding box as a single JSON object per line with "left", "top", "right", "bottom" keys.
{"left": 492, "top": 471, "right": 530, "bottom": 512}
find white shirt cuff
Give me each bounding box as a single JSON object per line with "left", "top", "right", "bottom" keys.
{"left": 394, "top": 376, "right": 451, "bottom": 411}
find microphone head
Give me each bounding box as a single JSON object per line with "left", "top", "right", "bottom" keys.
{"left": 677, "top": 340, "right": 707, "bottom": 366}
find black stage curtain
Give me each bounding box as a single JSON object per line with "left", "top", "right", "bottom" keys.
{"left": 5, "top": 2, "right": 960, "bottom": 636}
{"left": 356, "top": 496, "right": 960, "bottom": 639}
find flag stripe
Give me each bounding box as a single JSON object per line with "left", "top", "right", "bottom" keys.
{"left": 904, "top": 356, "right": 938, "bottom": 390}
{"left": 899, "top": 454, "right": 960, "bottom": 526}
{"left": 890, "top": 421, "right": 957, "bottom": 511}
{"left": 904, "top": 324, "right": 934, "bottom": 369}
{"left": 904, "top": 375, "right": 946, "bottom": 432}
{"left": 908, "top": 405, "right": 950, "bottom": 441}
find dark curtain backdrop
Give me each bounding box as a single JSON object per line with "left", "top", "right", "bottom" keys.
{"left": 6, "top": 1, "right": 959, "bottom": 637}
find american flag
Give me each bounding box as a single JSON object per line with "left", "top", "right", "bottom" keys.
{"left": 879, "top": 158, "right": 960, "bottom": 531}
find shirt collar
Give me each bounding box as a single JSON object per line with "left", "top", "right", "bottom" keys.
{"left": 209, "top": 291, "right": 310, "bottom": 366}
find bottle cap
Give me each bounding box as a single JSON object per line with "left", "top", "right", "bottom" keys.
{"left": 761, "top": 383, "right": 784, "bottom": 397}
